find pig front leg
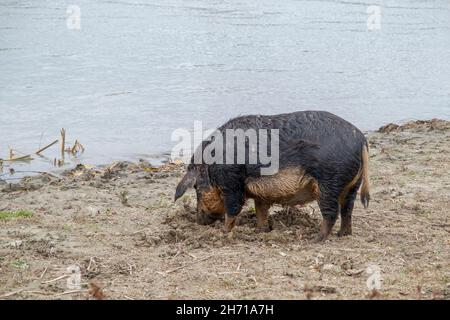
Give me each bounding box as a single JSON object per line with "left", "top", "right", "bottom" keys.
{"left": 224, "top": 214, "right": 237, "bottom": 232}
{"left": 222, "top": 188, "right": 245, "bottom": 233}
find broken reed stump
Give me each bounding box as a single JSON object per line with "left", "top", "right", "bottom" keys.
{"left": 1, "top": 129, "right": 84, "bottom": 166}
{"left": 71, "top": 140, "right": 85, "bottom": 155}
{"left": 60, "top": 128, "right": 66, "bottom": 158}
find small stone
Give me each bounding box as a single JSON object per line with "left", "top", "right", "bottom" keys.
{"left": 323, "top": 264, "right": 335, "bottom": 271}
{"left": 87, "top": 206, "right": 100, "bottom": 215}
{"left": 9, "top": 240, "right": 23, "bottom": 248}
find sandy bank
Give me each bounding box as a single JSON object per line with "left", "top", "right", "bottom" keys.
{"left": 1, "top": 119, "right": 449, "bottom": 299}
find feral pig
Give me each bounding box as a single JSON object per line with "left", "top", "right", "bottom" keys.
{"left": 174, "top": 111, "right": 370, "bottom": 242}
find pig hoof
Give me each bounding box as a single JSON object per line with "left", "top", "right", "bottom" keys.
{"left": 224, "top": 214, "right": 237, "bottom": 232}
{"left": 337, "top": 229, "right": 352, "bottom": 237}
{"left": 313, "top": 233, "right": 329, "bottom": 243}
{"left": 256, "top": 225, "right": 272, "bottom": 233}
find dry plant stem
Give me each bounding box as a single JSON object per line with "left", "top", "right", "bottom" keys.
{"left": 41, "top": 275, "right": 70, "bottom": 284}
{"left": 1, "top": 155, "right": 33, "bottom": 162}
{"left": 0, "top": 289, "right": 24, "bottom": 298}
{"left": 61, "top": 128, "right": 66, "bottom": 158}
{"left": 163, "top": 255, "right": 214, "bottom": 275}
{"left": 36, "top": 140, "right": 59, "bottom": 155}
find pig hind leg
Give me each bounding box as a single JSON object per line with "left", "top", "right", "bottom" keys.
{"left": 315, "top": 195, "right": 339, "bottom": 242}
{"left": 337, "top": 185, "right": 359, "bottom": 237}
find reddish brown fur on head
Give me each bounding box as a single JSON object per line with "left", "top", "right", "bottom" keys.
{"left": 174, "top": 164, "right": 225, "bottom": 218}
{"left": 196, "top": 186, "right": 225, "bottom": 217}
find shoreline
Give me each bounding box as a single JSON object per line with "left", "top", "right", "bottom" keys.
{"left": 1, "top": 117, "right": 448, "bottom": 184}
{"left": 1, "top": 118, "right": 449, "bottom": 300}
{"left": 2, "top": 117, "right": 449, "bottom": 184}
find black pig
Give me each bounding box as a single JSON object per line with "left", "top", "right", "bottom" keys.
{"left": 174, "top": 111, "right": 370, "bottom": 242}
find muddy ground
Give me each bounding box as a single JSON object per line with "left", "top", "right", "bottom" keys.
{"left": 0, "top": 119, "right": 449, "bottom": 300}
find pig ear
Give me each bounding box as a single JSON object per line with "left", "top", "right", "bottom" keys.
{"left": 174, "top": 170, "right": 196, "bottom": 202}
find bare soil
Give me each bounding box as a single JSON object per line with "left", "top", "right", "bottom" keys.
{"left": 1, "top": 119, "right": 449, "bottom": 300}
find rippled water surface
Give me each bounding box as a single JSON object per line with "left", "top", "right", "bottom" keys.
{"left": 1, "top": 0, "right": 449, "bottom": 174}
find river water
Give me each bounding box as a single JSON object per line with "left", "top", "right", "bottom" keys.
{"left": 1, "top": 0, "right": 449, "bottom": 175}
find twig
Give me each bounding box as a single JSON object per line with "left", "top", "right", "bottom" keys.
{"left": 161, "top": 255, "right": 214, "bottom": 275}
{"left": 42, "top": 275, "right": 69, "bottom": 284}
{"left": 218, "top": 271, "right": 244, "bottom": 275}
{"left": 0, "top": 289, "right": 23, "bottom": 298}
{"left": 1, "top": 155, "right": 33, "bottom": 162}
{"left": 36, "top": 140, "right": 58, "bottom": 155}
{"left": 25, "top": 290, "right": 52, "bottom": 296}
{"left": 39, "top": 267, "right": 48, "bottom": 279}
{"left": 132, "top": 228, "right": 150, "bottom": 234}
{"left": 53, "top": 290, "right": 84, "bottom": 297}
{"left": 87, "top": 257, "right": 95, "bottom": 271}
{"left": 187, "top": 252, "right": 197, "bottom": 259}
{"left": 344, "top": 268, "right": 365, "bottom": 276}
